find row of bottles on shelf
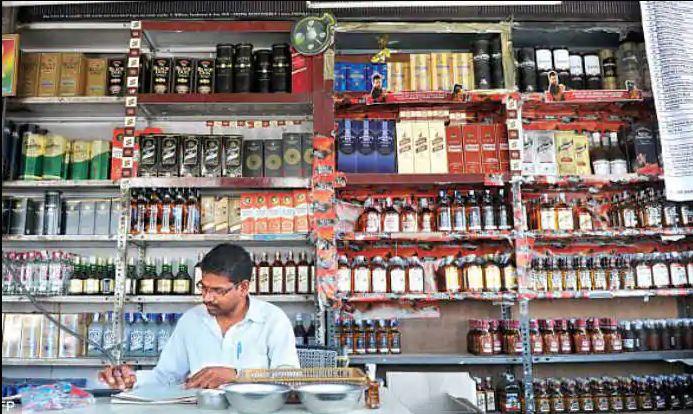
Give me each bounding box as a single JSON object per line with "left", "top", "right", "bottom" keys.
{"left": 292, "top": 313, "right": 317, "bottom": 347}
{"left": 90, "top": 312, "right": 180, "bottom": 358}
{"left": 334, "top": 318, "right": 401, "bottom": 355}
{"left": 354, "top": 189, "right": 513, "bottom": 234}
{"left": 530, "top": 374, "right": 693, "bottom": 413}
{"left": 467, "top": 317, "right": 693, "bottom": 356}
{"left": 336, "top": 253, "right": 516, "bottom": 295}
{"left": 529, "top": 251, "right": 693, "bottom": 292}
{"left": 524, "top": 189, "right": 692, "bottom": 232}
{"left": 130, "top": 188, "right": 202, "bottom": 234}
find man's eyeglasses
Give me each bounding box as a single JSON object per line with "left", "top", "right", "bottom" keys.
{"left": 196, "top": 282, "right": 238, "bottom": 297}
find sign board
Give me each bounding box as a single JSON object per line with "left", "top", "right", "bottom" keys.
{"left": 2, "top": 34, "right": 19, "bottom": 97}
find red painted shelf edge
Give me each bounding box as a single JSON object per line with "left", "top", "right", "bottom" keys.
{"left": 137, "top": 92, "right": 312, "bottom": 104}
{"left": 141, "top": 20, "right": 294, "bottom": 32}
{"left": 343, "top": 173, "right": 508, "bottom": 186}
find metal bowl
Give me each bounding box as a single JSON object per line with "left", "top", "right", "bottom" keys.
{"left": 221, "top": 383, "right": 291, "bottom": 414}
{"left": 295, "top": 383, "right": 366, "bottom": 414}
{"left": 196, "top": 389, "right": 229, "bottom": 410}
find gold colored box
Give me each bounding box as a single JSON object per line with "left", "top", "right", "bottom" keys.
{"left": 85, "top": 58, "right": 107, "bottom": 96}
{"left": 59, "top": 53, "right": 87, "bottom": 96}
{"left": 38, "top": 53, "right": 62, "bottom": 97}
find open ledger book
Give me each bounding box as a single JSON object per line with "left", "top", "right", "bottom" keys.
{"left": 111, "top": 384, "right": 198, "bottom": 405}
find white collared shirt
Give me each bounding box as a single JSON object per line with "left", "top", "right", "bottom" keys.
{"left": 135, "top": 297, "right": 300, "bottom": 386}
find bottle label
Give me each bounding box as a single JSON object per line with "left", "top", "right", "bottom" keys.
{"left": 485, "top": 265, "right": 502, "bottom": 291}
{"left": 295, "top": 335, "right": 306, "bottom": 346}
{"left": 160, "top": 205, "right": 171, "bottom": 232}
{"left": 390, "top": 269, "right": 406, "bottom": 294}
{"left": 623, "top": 208, "right": 638, "bottom": 228}
{"left": 173, "top": 279, "right": 190, "bottom": 294}
{"left": 445, "top": 268, "right": 461, "bottom": 291}
{"left": 645, "top": 206, "right": 661, "bottom": 227}
{"left": 367, "top": 333, "right": 377, "bottom": 353}
{"left": 337, "top": 268, "right": 352, "bottom": 293}
{"left": 390, "top": 333, "right": 401, "bottom": 352}
{"left": 408, "top": 268, "right": 425, "bottom": 292}
{"left": 564, "top": 270, "right": 578, "bottom": 290}
{"left": 453, "top": 209, "right": 466, "bottom": 231}
{"left": 85, "top": 279, "right": 100, "bottom": 294}
{"left": 540, "top": 209, "right": 557, "bottom": 231}
{"left": 610, "top": 337, "right": 622, "bottom": 351}
{"left": 568, "top": 400, "right": 580, "bottom": 412}
{"left": 258, "top": 268, "right": 270, "bottom": 293}
{"left": 378, "top": 333, "right": 389, "bottom": 353}
{"left": 584, "top": 56, "right": 601, "bottom": 75}
{"left": 582, "top": 398, "right": 594, "bottom": 411}
{"left": 172, "top": 205, "right": 184, "bottom": 233}
{"left": 597, "top": 397, "right": 609, "bottom": 411}
{"left": 557, "top": 209, "right": 574, "bottom": 230}
{"left": 438, "top": 209, "right": 452, "bottom": 231}
{"left": 157, "top": 330, "right": 171, "bottom": 353}
{"left": 550, "top": 271, "right": 563, "bottom": 291}
{"left": 482, "top": 206, "right": 496, "bottom": 230}
{"left": 593, "top": 270, "right": 607, "bottom": 290}
{"left": 625, "top": 397, "right": 637, "bottom": 411}
{"left": 365, "top": 213, "right": 380, "bottom": 233}
{"left": 401, "top": 214, "right": 418, "bottom": 232}
{"left": 592, "top": 337, "right": 605, "bottom": 352}
{"left": 610, "top": 159, "right": 628, "bottom": 175}
{"left": 535, "top": 49, "right": 553, "bottom": 70}
{"left": 578, "top": 212, "right": 593, "bottom": 230}
{"left": 421, "top": 213, "right": 435, "bottom": 232}
{"left": 157, "top": 278, "right": 172, "bottom": 294}
{"left": 467, "top": 266, "right": 484, "bottom": 290}
{"left": 372, "top": 268, "right": 388, "bottom": 293}
{"left": 623, "top": 338, "right": 635, "bottom": 350}
{"left": 664, "top": 206, "right": 679, "bottom": 226}
{"left": 593, "top": 159, "right": 610, "bottom": 175}
{"left": 569, "top": 55, "right": 584, "bottom": 75}
{"left": 297, "top": 266, "right": 310, "bottom": 293}
{"left": 139, "top": 279, "right": 154, "bottom": 294}
{"left": 143, "top": 329, "right": 156, "bottom": 354}
{"left": 69, "top": 279, "right": 83, "bottom": 294}
{"left": 579, "top": 270, "right": 592, "bottom": 290}
{"left": 561, "top": 337, "right": 572, "bottom": 353}
{"left": 485, "top": 391, "right": 495, "bottom": 412}
{"left": 271, "top": 267, "right": 283, "bottom": 293}
{"left": 670, "top": 263, "right": 687, "bottom": 286}
{"left": 356, "top": 334, "right": 366, "bottom": 354}
{"left": 578, "top": 338, "right": 590, "bottom": 353}
{"left": 476, "top": 392, "right": 486, "bottom": 410}
{"left": 538, "top": 398, "right": 551, "bottom": 412}
{"left": 652, "top": 263, "right": 670, "bottom": 287}
{"left": 553, "top": 49, "right": 570, "bottom": 70}
{"left": 383, "top": 214, "right": 400, "bottom": 233}
{"left": 354, "top": 268, "right": 370, "bottom": 293}
{"left": 285, "top": 267, "right": 297, "bottom": 293}
{"left": 129, "top": 330, "right": 143, "bottom": 353}
{"left": 688, "top": 263, "right": 693, "bottom": 285}
{"left": 548, "top": 339, "right": 559, "bottom": 353}
{"left": 608, "top": 270, "right": 620, "bottom": 290}
{"left": 468, "top": 207, "right": 482, "bottom": 230}
{"left": 534, "top": 270, "right": 548, "bottom": 291}
{"left": 87, "top": 327, "right": 103, "bottom": 353}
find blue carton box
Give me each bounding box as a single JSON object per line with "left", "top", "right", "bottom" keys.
{"left": 371, "top": 119, "right": 397, "bottom": 173}
{"left": 366, "top": 63, "right": 388, "bottom": 91}
{"left": 345, "top": 63, "right": 368, "bottom": 92}
{"left": 356, "top": 119, "right": 377, "bottom": 173}
{"left": 334, "top": 62, "right": 347, "bottom": 92}
{"left": 337, "top": 119, "right": 358, "bottom": 173}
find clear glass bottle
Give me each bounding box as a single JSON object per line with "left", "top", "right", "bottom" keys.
{"left": 407, "top": 255, "right": 425, "bottom": 293}
{"left": 592, "top": 255, "right": 608, "bottom": 291}
{"left": 353, "top": 256, "right": 371, "bottom": 294}
{"left": 388, "top": 255, "right": 407, "bottom": 294}
{"left": 336, "top": 255, "right": 352, "bottom": 294}
{"left": 357, "top": 198, "right": 381, "bottom": 233}
{"left": 556, "top": 192, "right": 575, "bottom": 231}
{"left": 418, "top": 198, "right": 436, "bottom": 233}
{"left": 452, "top": 190, "right": 467, "bottom": 232}
{"left": 400, "top": 198, "right": 419, "bottom": 233}
{"left": 497, "top": 189, "right": 512, "bottom": 231}
{"left": 436, "top": 190, "right": 452, "bottom": 232}
{"left": 466, "top": 190, "right": 482, "bottom": 231}
{"left": 381, "top": 197, "right": 400, "bottom": 233}
{"left": 482, "top": 189, "right": 497, "bottom": 231}
{"left": 562, "top": 255, "right": 578, "bottom": 291}
{"left": 578, "top": 255, "right": 593, "bottom": 291}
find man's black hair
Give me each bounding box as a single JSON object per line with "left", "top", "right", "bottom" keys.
{"left": 197, "top": 243, "right": 252, "bottom": 283}
{"left": 372, "top": 74, "right": 382, "bottom": 80}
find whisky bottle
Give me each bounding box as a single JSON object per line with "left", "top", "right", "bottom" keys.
{"left": 620, "top": 191, "right": 639, "bottom": 229}
{"left": 606, "top": 255, "right": 620, "bottom": 291}
{"left": 172, "top": 188, "right": 186, "bottom": 233}
{"left": 500, "top": 253, "right": 517, "bottom": 292}
{"left": 371, "top": 256, "right": 389, "bottom": 294}
{"left": 353, "top": 256, "right": 371, "bottom": 294}
{"left": 400, "top": 198, "right": 419, "bottom": 233}
{"left": 146, "top": 188, "right": 162, "bottom": 234}
{"left": 248, "top": 252, "right": 257, "bottom": 294}
{"left": 407, "top": 255, "right": 425, "bottom": 293}
{"left": 608, "top": 132, "right": 628, "bottom": 175}
{"left": 591, "top": 132, "right": 610, "bottom": 175}
{"left": 562, "top": 255, "right": 578, "bottom": 291}
{"left": 284, "top": 251, "right": 297, "bottom": 294}
{"left": 465, "top": 255, "right": 484, "bottom": 292}
{"left": 452, "top": 190, "right": 467, "bottom": 232}
{"left": 483, "top": 254, "right": 502, "bottom": 293}
{"left": 482, "top": 190, "right": 497, "bottom": 231}
{"left": 555, "top": 192, "right": 574, "bottom": 231}
{"left": 539, "top": 194, "right": 557, "bottom": 231}
{"left": 532, "top": 257, "right": 548, "bottom": 291}
{"left": 419, "top": 198, "right": 436, "bottom": 233}
{"left": 84, "top": 257, "right": 100, "bottom": 295}
{"left": 592, "top": 255, "right": 608, "bottom": 290}
{"left": 184, "top": 189, "right": 201, "bottom": 234}
{"left": 577, "top": 255, "right": 592, "bottom": 291}
{"left": 257, "top": 252, "right": 271, "bottom": 294}
{"left": 271, "top": 251, "right": 285, "bottom": 294}
{"left": 138, "top": 257, "right": 156, "bottom": 295}
{"left": 389, "top": 255, "right": 407, "bottom": 294}
{"left": 548, "top": 256, "right": 563, "bottom": 292}
{"left": 651, "top": 252, "right": 671, "bottom": 289}
{"left": 157, "top": 257, "right": 174, "bottom": 295}
{"left": 357, "top": 198, "right": 381, "bottom": 233}
{"left": 467, "top": 190, "right": 482, "bottom": 231}
{"left": 297, "top": 251, "right": 312, "bottom": 294}
{"left": 160, "top": 188, "right": 174, "bottom": 234}
{"left": 382, "top": 197, "right": 400, "bottom": 233}
{"left": 439, "top": 255, "right": 462, "bottom": 292}
{"left": 436, "top": 190, "right": 452, "bottom": 232}
{"left": 497, "top": 189, "right": 512, "bottom": 231}
{"left": 669, "top": 252, "right": 688, "bottom": 288}
{"left": 575, "top": 198, "right": 593, "bottom": 231}
{"left": 173, "top": 259, "right": 192, "bottom": 295}
{"left": 662, "top": 191, "right": 681, "bottom": 228}
{"left": 337, "top": 254, "right": 352, "bottom": 294}
{"left": 620, "top": 254, "right": 636, "bottom": 290}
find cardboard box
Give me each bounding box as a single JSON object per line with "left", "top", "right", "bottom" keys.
{"left": 293, "top": 190, "right": 309, "bottom": 234}
{"left": 158, "top": 134, "right": 180, "bottom": 177}
{"left": 334, "top": 62, "right": 347, "bottom": 92}
{"left": 267, "top": 193, "right": 282, "bottom": 234}
{"left": 242, "top": 140, "right": 264, "bottom": 177}
{"left": 201, "top": 196, "right": 216, "bottom": 234}
{"left": 451, "top": 53, "right": 474, "bottom": 90}
{"left": 413, "top": 111, "right": 431, "bottom": 173}
{"left": 30, "top": 199, "right": 45, "bottom": 236}
{"left": 94, "top": 199, "right": 111, "bottom": 235}
{"left": 522, "top": 130, "right": 536, "bottom": 175}
{"left": 195, "top": 58, "right": 215, "bottom": 94}
{"left": 371, "top": 119, "right": 396, "bottom": 173}
{"left": 497, "top": 125, "right": 510, "bottom": 172}
{"left": 78, "top": 200, "right": 96, "bottom": 235}
{"left": 138, "top": 134, "right": 159, "bottom": 177}
{"left": 282, "top": 133, "right": 302, "bottom": 177}
{"left": 180, "top": 135, "right": 201, "bottom": 177}
{"left": 337, "top": 119, "right": 358, "bottom": 173}
{"left": 58, "top": 314, "right": 82, "bottom": 358}
{"left": 555, "top": 132, "right": 577, "bottom": 175}
{"left": 240, "top": 193, "right": 255, "bottom": 235}
{"left": 573, "top": 133, "right": 591, "bottom": 175}
{"left": 62, "top": 200, "right": 81, "bottom": 235}
{"left": 431, "top": 53, "right": 452, "bottom": 91}
{"left": 18, "top": 52, "right": 41, "bottom": 97}
{"left": 58, "top": 53, "right": 87, "bottom": 96}
{"left": 481, "top": 124, "right": 500, "bottom": 173}
{"left": 263, "top": 139, "right": 283, "bottom": 177}
{"left": 254, "top": 193, "right": 268, "bottom": 234}
{"left": 201, "top": 135, "right": 222, "bottom": 177}
{"left": 38, "top": 53, "right": 61, "bottom": 97}
{"left": 396, "top": 112, "right": 414, "bottom": 173}
{"left": 107, "top": 57, "right": 126, "bottom": 96}
{"left": 222, "top": 135, "right": 243, "bottom": 178}
{"left": 172, "top": 57, "right": 194, "bottom": 94}
{"left": 366, "top": 63, "right": 387, "bottom": 91}
{"left": 345, "top": 63, "right": 368, "bottom": 92}
{"left": 280, "top": 192, "right": 295, "bottom": 234}
{"left": 301, "top": 133, "right": 313, "bottom": 178}
{"left": 228, "top": 197, "right": 242, "bottom": 234}
{"left": 290, "top": 46, "right": 308, "bottom": 93}
{"left": 151, "top": 57, "right": 172, "bottom": 94}
{"left": 109, "top": 199, "right": 122, "bottom": 235}
{"left": 533, "top": 131, "right": 558, "bottom": 175}
{"left": 462, "top": 124, "right": 482, "bottom": 173}
{"left": 85, "top": 58, "right": 107, "bottom": 96}
{"left": 214, "top": 196, "right": 229, "bottom": 234}
{"left": 445, "top": 125, "right": 464, "bottom": 174}
{"left": 356, "top": 119, "right": 376, "bottom": 173}
{"left": 387, "top": 62, "right": 405, "bottom": 93}
{"left": 409, "top": 54, "right": 431, "bottom": 91}
{"left": 428, "top": 110, "right": 448, "bottom": 173}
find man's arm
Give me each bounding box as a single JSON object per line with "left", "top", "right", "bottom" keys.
{"left": 267, "top": 313, "right": 301, "bottom": 369}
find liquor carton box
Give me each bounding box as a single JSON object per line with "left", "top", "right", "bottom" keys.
{"left": 522, "top": 130, "right": 536, "bottom": 175}
{"left": 280, "top": 192, "right": 295, "bottom": 234}
{"left": 110, "top": 127, "right": 160, "bottom": 180}
{"left": 370, "top": 119, "right": 396, "bottom": 173}
{"left": 481, "top": 124, "right": 500, "bottom": 173}
{"left": 267, "top": 193, "right": 282, "bottom": 234}
{"left": 396, "top": 112, "right": 414, "bottom": 173}
{"left": 337, "top": 119, "right": 358, "bottom": 173}
{"left": 201, "top": 135, "right": 222, "bottom": 177}
{"left": 254, "top": 193, "right": 269, "bottom": 234}
{"left": 38, "top": 53, "right": 61, "bottom": 97}
{"left": 138, "top": 134, "right": 159, "bottom": 177}
{"left": 172, "top": 57, "right": 194, "bottom": 94}
{"left": 195, "top": 58, "right": 215, "bottom": 94}
{"left": 366, "top": 63, "right": 388, "bottom": 91}
{"left": 150, "top": 57, "right": 172, "bottom": 94}
{"left": 356, "top": 119, "right": 376, "bottom": 173}
{"left": 89, "top": 139, "right": 110, "bottom": 180}
{"left": 461, "top": 124, "right": 482, "bottom": 173}
{"left": 222, "top": 135, "right": 243, "bottom": 178}
{"left": 180, "top": 135, "right": 201, "bottom": 177}
{"left": 78, "top": 200, "right": 96, "bottom": 235}
{"left": 263, "top": 139, "right": 283, "bottom": 177}
{"left": 58, "top": 314, "right": 83, "bottom": 358}
{"left": 293, "top": 190, "right": 309, "bottom": 234}
{"left": 573, "top": 133, "right": 591, "bottom": 175}
{"left": 201, "top": 196, "right": 216, "bottom": 234}
{"left": 533, "top": 131, "right": 558, "bottom": 176}
{"left": 3, "top": 314, "right": 23, "bottom": 357}
{"left": 301, "top": 133, "right": 313, "bottom": 177}
{"left": 431, "top": 53, "right": 452, "bottom": 91}
{"left": 409, "top": 54, "right": 431, "bottom": 91}
{"left": 387, "top": 62, "right": 405, "bottom": 93}
{"left": 18, "top": 52, "right": 41, "bottom": 97}
{"left": 85, "top": 58, "right": 107, "bottom": 96}
{"left": 109, "top": 199, "right": 122, "bottom": 235}
{"left": 30, "top": 199, "right": 45, "bottom": 236}
{"left": 428, "top": 110, "right": 448, "bottom": 173}
{"left": 413, "top": 111, "right": 431, "bottom": 173}
{"left": 214, "top": 196, "right": 229, "bottom": 234}
{"left": 240, "top": 193, "right": 255, "bottom": 235}
{"left": 555, "top": 132, "right": 577, "bottom": 175}
{"left": 58, "top": 53, "right": 87, "bottom": 96}
{"left": 334, "top": 62, "right": 347, "bottom": 92}
{"left": 107, "top": 57, "right": 125, "bottom": 96}
{"left": 62, "top": 200, "right": 81, "bottom": 235}
{"left": 345, "top": 63, "right": 368, "bottom": 92}
{"left": 497, "top": 124, "right": 510, "bottom": 173}
{"left": 445, "top": 125, "right": 464, "bottom": 174}
{"left": 630, "top": 123, "right": 659, "bottom": 171}
{"left": 282, "top": 133, "right": 302, "bottom": 177}
{"left": 19, "top": 314, "right": 43, "bottom": 359}
{"left": 39, "top": 314, "right": 60, "bottom": 358}
{"left": 228, "top": 197, "right": 241, "bottom": 234}
{"left": 158, "top": 134, "right": 180, "bottom": 177}
{"left": 94, "top": 199, "right": 111, "bottom": 235}
{"left": 290, "top": 46, "right": 307, "bottom": 93}
{"left": 451, "top": 53, "right": 474, "bottom": 90}
{"left": 242, "top": 140, "right": 264, "bottom": 177}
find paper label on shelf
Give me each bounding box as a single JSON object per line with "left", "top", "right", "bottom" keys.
{"left": 641, "top": 2, "right": 693, "bottom": 201}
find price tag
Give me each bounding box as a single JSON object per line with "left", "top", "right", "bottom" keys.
{"left": 125, "top": 96, "right": 138, "bottom": 107}
{"left": 130, "top": 21, "right": 142, "bottom": 30}
{"left": 124, "top": 116, "right": 136, "bottom": 127}
{"left": 127, "top": 76, "right": 139, "bottom": 88}
{"left": 506, "top": 98, "right": 518, "bottom": 110}
{"left": 122, "top": 158, "right": 134, "bottom": 168}
{"left": 506, "top": 119, "right": 520, "bottom": 130}
{"left": 129, "top": 38, "right": 142, "bottom": 49}
{"left": 508, "top": 139, "right": 521, "bottom": 151}
{"left": 128, "top": 57, "right": 140, "bottom": 68}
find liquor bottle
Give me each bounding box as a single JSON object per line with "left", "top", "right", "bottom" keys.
{"left": 608, "top": 132, "right": 628, "bottom": 175}
{"left": 407, "top": 255, "right": 425, "bottom": 293}
{"left": 297, "top": 251, "right": 312, "bottom": 294}
{"left": 354, "top": 320, "right": 367, "bottom": 355}
{"left": 257, "top": 252, "right": 271, "bottom": 294}
{"left": 135, "top": 190, "right": 147, "bottom": 234}
{"left": 562, "top": 255, "right": 578, "bottom": 291}
{"left": 381, "top": 197, "right": 400, "bottom": 233}
{"left": 591, "top": 132, "right": 609, "bottom": 175}
{"left": 173, "top": 259, "right": 192, "bottom": 295}
{"left": 439, "top": 255, "right": 462, "bottom": 292}
{"left": 365, "top": 320, "right": 378, "bottom": 354}
{"left": 84, "top": 257, "right": 101, "bottom": 295}
{"left": 482, "top": 190, "right": 497, "bottom": 231}
{"left": 271, "top": 251, "right": 284, "bottom": 294}
{"left": 389, "top": 320, "right": 402, "bottom": 354}
{"left": 172, "top": 188, "right": 186, "bottom": 233}
{"left": 577, "top": 255, "right": 592, "bottom": 291}
{"left": 452, "top": 190, "right": 467, "bottom": 232}
{"left": 353, "top": 256, "right": 371, "bottom": 294}
{"left": 293, "top": 313, "right": 307, "bottom": 346}
{"left": 305, "top": 315, "right": 317, "bottom": 346}
{"left": 284, "top": 251, "right": 297, "bottom": 294}
{"left": 606, "top": 255, "right": 620, "bottom": 290}
{"left": 160, "top": 188, "right": 174, "bottom": 234}
{"left": 400, "top": 198, "right": 419, "bottom": 233}
{"left": 592, "top": 255, "right": 608, "bottom": 290}
{"left": 467, "top": 190, "right": 482, "bottom": 231}
{"left": 371, "top": 256, "right": 388, "bottom": 293}
{"left": 418, "top": 198, "right": 436, "bottom": 233}
{"left": 436, "top": 190, "right": 452, "bottom": 232}
{"left": 388, "top": 255, "right": 406, "bottom": 294}
{"left": 130, "top": 190, "right": 140, "bottom": 234}
{"left": 497, "top": 189, "right": 512, "bottom": 231}
{"left": 669, "top": 252, "right": 687, "bottom": 288}
{"left": 575, "top": 198, "right": 593, "bottom": 231}
{"left": 484, "top": 254, "right": 502, "bottom": 293}
{"left": 337, "top": 255, "right": 352, "bottom": 294}
{"left": 548, "top": 256, "right": 563, "bottom": 292}
{"left": 102, "top": 258, "right": 115, "bottom": 295}
{"left": 68, "top": 256, "right": 85, "bottom": 295}
{"left": 357, "top": 198, "right": 381, "bottom": 233}
{"left": 157, "top": 257, "right": 174, "bottom": 295}
{"left": 138, "top": 257, "right": 156, "bottom": 295}
{"left": 620, "top": 191, "right": 639, "bottom": 229}
{"left": 645, "top": 188, "right": 663, "bottom": 229}
{"left": 465, "top": 255, "right": 484, "bottom": 292}
{"left": 651, "top": 252, "right": 671, "bottom": 289}
{"left": 539, "top": 194, "right": 557, "bottom": 231}
{"left": 248, "top": 252, "right": 257, "bottom": 294}
{"left": 146, "top": 188, "right": 162, "bottom": 234}
{"left": 125, "top": 256, "right": 137, "bottom": 295}
{"left": 555, "top": 192, "right": 574, "bottom": 231}
{"left": 184, "top": 189, "right": 200, "bottom": 234}
{"left": 634, "top": 253, "right": 653, "bottom": 289}
{"left": 193, "top": 251, "right": 204, "bottom": 294}
{"left": 620, "top": 254, "right": 636, "bottom": 290}
{"left": 662, "top": 192, "right": 681, "bottom": 228}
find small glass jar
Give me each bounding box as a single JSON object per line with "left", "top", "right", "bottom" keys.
{"left": 572, "top": 318, "right": 591, "bottom": 354}
{"left": 530, "top": 319, "right": 544, "bottom": 355}
{"left": 503, "top": 320, "right": 523, "bottom": 356}
{"left": 602, "top": 317, "right": 623, "bottom": 353}
{"left": 540, "top": 319, "right": 560, "bottom": 354}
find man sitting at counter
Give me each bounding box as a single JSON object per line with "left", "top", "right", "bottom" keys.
{"left": 98, "top": 243, "right": 300, "bottom": 390}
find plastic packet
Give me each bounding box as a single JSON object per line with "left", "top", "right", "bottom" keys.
{"left": 20, "top": 382, "right": 95, "bottom": 412}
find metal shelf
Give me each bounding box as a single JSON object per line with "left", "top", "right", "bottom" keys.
{"left": 2, "top": 180, "right": 119, "bottom": 189}
{"left": 15, "top": 22, "right": 133, "bottom": 53}
{"left": 2, "top": 295, "right": 115, "bottom": 304}
{"left": 526, "top": 228, "right": 693, "bottom": 240}
{"left": 349, "top": 354, "right": 521, "bottom": 365}
{"left": 521, "top": 289, "right": 693, "bottom": 300}
{"left": 126, "top": 176, "right": 310, "bottom": 189}
{"left": 2, "top": 235, "right": 117, "bottom": 245}
{"left": 532, "top": 350, "right": 693, "bottom": 364}
{"left": 126, "top": 294, "right": 314, "bottom": 303}
{"left": 3, "top": 357, "right": 158, "bottom": 367}
{"left": 340, "top": 173, "right": 508, "bottom": 188}
{"left": 127, "top": 233, "right": 310, "bottom": 247}
{"left": 516, "top": 174, "right": 664, "bottom": 190}
{"left": 338, "top": 291, "right": 517, "bottom": 303}
{"left": 5, "top": 96, "right": 125, "bottom": 120}
{"left": 338, "top": 231, "right": 513, "bottom": 243}
{"left": 136, "top": 93, "right": 312, "bottom": 118}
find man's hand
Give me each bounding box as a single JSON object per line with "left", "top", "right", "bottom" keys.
{"left": 98, "top": 364, "right": 137, "bottom": 390}
{"left": 185, "top": 367, "right": 237, "bottom": 389}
